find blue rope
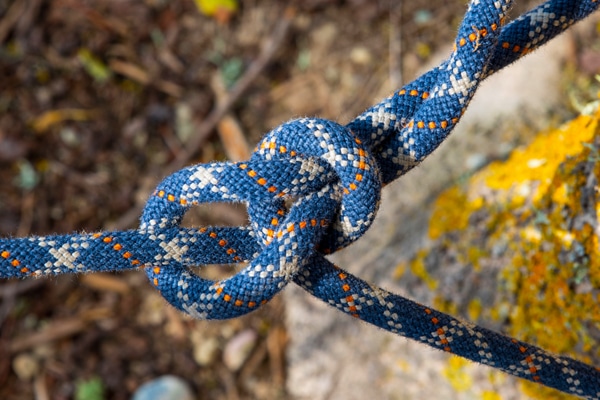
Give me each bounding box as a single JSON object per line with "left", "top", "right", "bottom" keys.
{"left": 2, "top": 0, "right": 600, "bottom": 397}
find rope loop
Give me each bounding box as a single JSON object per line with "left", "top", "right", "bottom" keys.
{"left": 140, "top": 117, "right": 382, "bottom": 319}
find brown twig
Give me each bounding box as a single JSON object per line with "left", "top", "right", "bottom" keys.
{"left": 33, "top": 373, "right": 50, "bottom": 400}
{"left": 266, "top": 325, "right": 287, "bottom": 387}
{"left": 238, "top": 340, "right": 268, "bottom": 387}
{"left": 0, "top": 1, "right": 26, "bottom": 44}
{"left": 9, "top": 318, "right": 87, "bottom": 353}
{"left": 218, "top": 365, "right": 241, "bottom": 400}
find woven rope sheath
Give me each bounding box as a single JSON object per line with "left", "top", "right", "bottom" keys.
{"left": 2, "top": 0, "right": 600, "bottom": 398}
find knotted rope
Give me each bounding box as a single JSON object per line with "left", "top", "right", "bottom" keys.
{"left": 2, "top": 0, "right": 600, "bottom": 397}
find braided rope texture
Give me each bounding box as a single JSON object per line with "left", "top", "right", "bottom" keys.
{"left": 2, "top": 0, "right": 600, "bottom": 398}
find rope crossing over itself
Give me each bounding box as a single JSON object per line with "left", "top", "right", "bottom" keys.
{"left": 2, "top": 0, "right": 600, "bottom": 397}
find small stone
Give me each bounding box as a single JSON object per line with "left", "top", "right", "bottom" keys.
{"left": 132, "top": 375, "right": 194, "bottom": 400}
{"left": 59, "top": 127, "right": 80, "bottom": 147}
{"left": 175, "top": 103, "right": 194, "bottom": 144}
{"left": 136, "top": 292, "right": 167, "bottom": 326}
{"left": 222, "top": 329, "right": 258, "bottom": 371}
{"left": 413, "top": 9, "right": 433, "bottom": 25}
{"left": 220, "top": 324, "right": 235, "bottom": 339}
{"left": 191, "top": 336, "right": 219, "bottom": 366}
{"left": 350, "top": 47, "right": 372, "bottom": 66}
{"left": 12, "top": 353, "right": 39, "bottom": 380}
{"left": 311, "top": 23, "right": 338, "bottom": 50}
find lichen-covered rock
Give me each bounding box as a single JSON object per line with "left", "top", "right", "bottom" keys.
{"left": 408, "top": 105, "right": 600, "bottom": 399}
{"left": 285, "top": 27, "right": 599, "bottom": 399}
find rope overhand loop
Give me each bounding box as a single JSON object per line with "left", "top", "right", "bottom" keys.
{"left": 2, "top": 0, "right": 600, "bottom": 398}
{"left": 141, "top": 117, "right": 382, "bottom": 319}
{"left": 253, "top": 118, "right": 382, "bottom": 250}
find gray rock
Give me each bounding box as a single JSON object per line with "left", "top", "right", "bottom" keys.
{"left": 222, "top": 328, "right": 258, "bottom": 371}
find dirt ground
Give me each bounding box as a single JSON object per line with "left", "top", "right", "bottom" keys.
{"left": 0, "top": 0, "right": 594, "bottom": 399}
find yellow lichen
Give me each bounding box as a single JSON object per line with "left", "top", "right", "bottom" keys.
{"left": 428, "top": 186, "right": 473, "bottom": 240}
{"left": 393, "top": 261, "right": 407, "bottom": 280}
{"left": 482, "top": 391, "right": 503, "bottom": 400}
{"left": 443, "top": 356, "right": 474, "bottom": 392}
{"left": 409, "top": 254, "right": 438, "bottom": 290}
{"left": 467, "top": 298, "right": 482, "bottom": 321}
{"left": 480, "top": 112, "right": 597, "bottom": 195}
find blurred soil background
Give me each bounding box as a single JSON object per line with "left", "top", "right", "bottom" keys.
{"left": 0, "top": 0, "right": 599, "bottom": 399}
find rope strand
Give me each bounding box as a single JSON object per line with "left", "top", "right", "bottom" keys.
{"left": 1, "top": 0, "right": 599, "bottom": 398}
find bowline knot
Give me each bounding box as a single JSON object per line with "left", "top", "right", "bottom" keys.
{"left": 140, "top": 117, "right": 381, "bottom": 319}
